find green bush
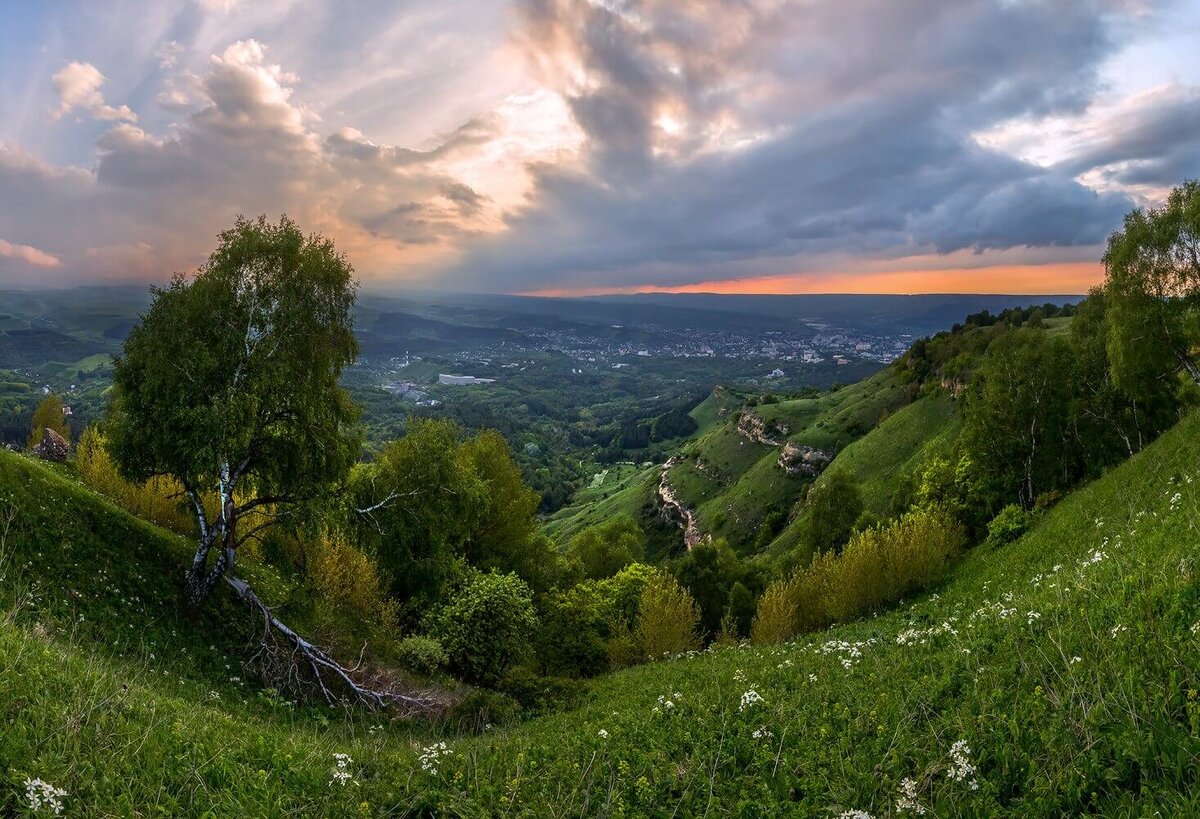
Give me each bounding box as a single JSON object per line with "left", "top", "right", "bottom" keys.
{"left": 446, "top": 689, "right": 522, "bottom": 733}
{"left": 429, "top": 571, "right": 538, "bottom": 686}
{"left": 986, "top": 503, "right": 1029, "bottom": 547}
{"left": 499, "top": 667, "right": 589, "bottom": 715}
{"left": 757, "top": 506, "right": 966, "bottom": 640}
{"left": 635, "top": 571, "right": 701, "bottom": 659}
{"left": 394, "top": 635, "right": 448, "bottom": 675}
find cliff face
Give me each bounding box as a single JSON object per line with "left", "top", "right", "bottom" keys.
{"left": 777, "top": 442, "right": 832, "bottom": 477}
{"left": 736, "top": 409, "right": 788, "bottom": 446}
{"left": 657, "top": 456, "right": 704, "bottom": 549}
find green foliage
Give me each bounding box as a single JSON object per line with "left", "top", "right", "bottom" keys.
{"left": 675, "top": 539, "right": 742, "bottom": 635}
{"left": 13, "top": 394, "right": 1200, "bottom": 814}
{"left": 801, "top": 470, "right": 864, "bottom": 554}
{"left": 429, "top": 570, "right": 539, "bottom": 686}
{"left": 985, "top": 504, "right": 1029, "bottom": 548}
{"left": 75, "top": 425, "right": 198, "bottom": 534}
{"left": 109, "top": 214, "right": 361, "bottom": 505}
{"left": 756, "top": 506, "right": 965, "bottom": 642}
{"left": 28, "top": 393, "right": 70, "bottom": 449}
{"left": 394, "top": 636, "right": 448, "bottom": 675}
{"left": 568, "top": 515, "right": 646, "bottom": 580}
{"left": 962, "top": 329, "right": 1079, "bottom": 508}
{"left": 1104, "top": 179, "right": 1200, "bottom": 395}
{"left": 355, "top": 420, "right": 550, "bottom": 606}
{"left": 635, "top": 571, "right": 701, "bottom": 660}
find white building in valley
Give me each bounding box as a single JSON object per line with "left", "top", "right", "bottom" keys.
{"left": 438, "top": 373, "right": 496, "bottom": 386}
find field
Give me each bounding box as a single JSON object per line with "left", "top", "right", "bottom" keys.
{"left": 5, "top": 402, "right": 1200, "bottom": 814}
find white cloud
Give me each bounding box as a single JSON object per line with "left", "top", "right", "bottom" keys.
{"left": 0, "top": 238, "right": 61, "bottom": 268}
{"left": 52, "top": 61, "right": 137, "bottom": 122}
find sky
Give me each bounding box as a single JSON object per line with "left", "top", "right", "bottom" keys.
{"left": 0, "top": 0, "right": 1198, "bottom": 296}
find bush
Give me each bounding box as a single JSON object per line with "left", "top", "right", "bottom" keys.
{"left": 446, "top": 689, "right": 522, "bottom": 733}
{"left": 430, "top": 570, "right": 539, "bottom": 686}
{"left": 394, "top": 636, "right": 448, "bottom": 675}
{"left": 750, "top": 574, "right": 800, "bottom": 645}
{"left": 499, "top": 667, "right": 588, "bottom": 715}
{"left": 756, "top": 506, "right": 966, "bottom": 641}
{"left": 635, "top": 571, "right": 701, "bottom": 660}
{"left": 986, "top": 504, "right": 1029, "bottom": 547}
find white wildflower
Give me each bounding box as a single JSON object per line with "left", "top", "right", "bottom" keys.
{"left": 752, "top": 725, "right": 774, "bottom": 740}
{"left": 24, "top": 778, "right": 68, "bottom": 816}
{"left": 329, "top": 752, "right": 355, "bottom": 787}
{"left": 597, "top": 728, "right": 609, "bottom": 740}
{"left": 896, "top": 776, "right": 927, "bottom": 815}
{"left": 947, "top": 739, "right": 980, "bottom": 791}
{"left": 419, "top": 741, "right": 453, "bottom": 774}
{"left": 739, "top": 690, "right": 765, "bottom": 712}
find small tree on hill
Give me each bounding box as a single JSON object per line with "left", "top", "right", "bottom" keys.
{"left": 802, "top": 471, "right": 863, "bottom": 554}
{"left": 28, "top": 394, "right": 70, "bottom": 449}
{"left": 635, "top": 571, "right": 701, "bottom": 659}
{"left": 106, "top": 216, "right": 416, "bottom": 709}
{"left": 1104, "top": 180, "right": 1200, "bottom": 391}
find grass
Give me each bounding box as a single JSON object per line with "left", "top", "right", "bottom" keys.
{"left": 7, "top": 409, "right": 1200, "bottom": 815}
{"left": 768, "top": 394, "right": 959, "bottom": 556}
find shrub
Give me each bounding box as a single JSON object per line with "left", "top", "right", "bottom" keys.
{"left": 75, "top": 425, "right": 199, "bottom": 534}
{"left": 757, "top": 506, "right": 966, "bottom": 640}
{"left": 986, "top": 504, "right": 1029, "bottom": 547}
{"left": 499, "top": 667, "right": 588, "bottom": 715}
{"left": 635, "top": 571, "right": 701, "bottom": 659}
{"left": 395, "top": 636, "right": 448, "bottom": 675}
{"left": 430, "top": 570, "right": 539, "bottom": 685}
{"left": 802, "top": 471, "right": 864, "bottom": 554}
{"left": 446, "top": 689, "right": 522, "bottom": 733}
{"left": 750, "top": 574, "right": 800, "bottom": 645}
{"left": 308, "top": 531, "right": 390, "bottom": 625}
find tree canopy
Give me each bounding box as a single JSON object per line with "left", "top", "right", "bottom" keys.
{"left": 110, "top": 214, "right": 361, "bottom": 605}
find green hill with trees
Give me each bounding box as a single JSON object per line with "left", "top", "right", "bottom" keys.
{"left": 5, "top": 181, "right": 1200, "bottom": 815}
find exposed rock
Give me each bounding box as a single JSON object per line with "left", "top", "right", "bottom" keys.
{"left": 940, "top": 376, "right": 966, "bottom": 398}
{"left": 657, "top": 456, "right": 704, "bottom": 550}
{"left": 737, "top": 409, "right": 789, "bottom": 446}
{"left": 777, "top": 441, "right": 832, "bottom": 477}
{"left": 32, "top": 428, "right": 69, "bottom": 463}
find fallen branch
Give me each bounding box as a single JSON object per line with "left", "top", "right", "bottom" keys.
{"left": 225, "top": 575, "right": 437, "bottom": 716}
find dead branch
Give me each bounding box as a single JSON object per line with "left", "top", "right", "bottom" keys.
{"left": 225, "top": 575, "right": 438, "bottom": 716}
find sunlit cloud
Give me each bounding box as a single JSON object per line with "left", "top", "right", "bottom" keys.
{"left": 0, "top": 0, "right": 1197, "bottom": 291}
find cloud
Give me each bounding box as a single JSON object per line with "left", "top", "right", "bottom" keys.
{"left": 436, "top": 0, "right": 1152, "bottom": 292}
{"left": 5, "top": 0, "right": 1196, "bottom": 292}
{"left": 52, "top": 61, "right": 137, "bottom": 122}
{"left": 0, "top": 238, "right": 60, "bottom": 268}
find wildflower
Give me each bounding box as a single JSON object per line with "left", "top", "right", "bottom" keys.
{"left": 739, "top": 690, "right": 765, "bottom": 712}
{"left": 597, "top": 729, "right": 609, "bottom": 740}
{"left": 837, "top": 811, "right": 875, "bottom": 819}
{"left": 896, "top": 777, "right": 926, "bottom": 815}
{"left": 1110, "top": 624, "right": 1127, "bottom": 639}
{"left": 419, "top": 742, "right": 453, "bottom": 774}
{"left": 1191, "top": 622, "right": 1200, "bottom": 636}
{"left": 752, "top": 725, "right": 774, "bottom": 740}
{"left": 329, "top": 753, "right": 356, "bottom": 787}
{"left": 947, "top": 740, "right": 980, "bottom": 791}
{"left": 24, "top": 778, "right": 68, "bottom": 816}
{"left": 1070, "top": 656, "right": 1081, "bottom": 665}
{"left": 1026, "top": 611, "right": 1041, "bottom": 625}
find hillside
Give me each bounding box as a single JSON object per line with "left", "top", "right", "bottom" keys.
{"left": 6, "top": 404, "right": 1200, "bottom": 814}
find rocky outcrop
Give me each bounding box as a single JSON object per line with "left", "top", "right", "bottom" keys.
{"left": 657, "top": 456, "right": 704, "bottom": 549}
{"left": 777, "top": 442, "right": 832, "bottom": 477}
{"left": 32, "top": 428, "right": 69, "bottom": 462}
{"left": 737, "top": 410, "right": 788, "bottom": 446}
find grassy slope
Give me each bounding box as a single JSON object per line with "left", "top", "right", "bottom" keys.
{"left": 542, "top": 465, "right": 660, "bottom": 544}
{"left": 7, "top": 410, "right": 1200, "bottom": 814}
{"left": 676, "top": 371, "right": 912, "bottom": 548}
{"left": 769, "top": 393, "right": 959, "bottom": 555}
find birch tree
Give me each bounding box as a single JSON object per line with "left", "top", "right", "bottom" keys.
{"left": 106, "top": 217, "right": 421, "bottom": 708}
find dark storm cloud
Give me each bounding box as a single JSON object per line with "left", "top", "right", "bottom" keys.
{"left": 440, "top": 0, "right": 1159, "bottom": 291}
